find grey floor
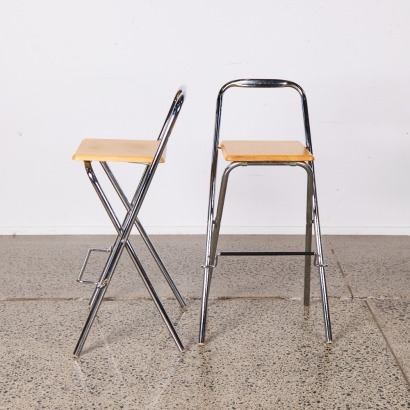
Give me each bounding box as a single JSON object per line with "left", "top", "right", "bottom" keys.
{"left": 1, "top": 235, "right": 410, "bottom": 409}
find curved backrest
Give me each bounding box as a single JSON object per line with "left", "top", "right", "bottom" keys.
{"left": 154, "top": 86, "right": 186, "bottom": 164}
{"left": 213, "top": 79, "right": 313, "bottom": 154}
{"left": 131, "top": 87, "right": 186, "bottom": 216}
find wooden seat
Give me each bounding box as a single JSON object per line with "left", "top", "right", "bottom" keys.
{"left": 72, "top": 139, "right": 166, "bottom": 163}
{"left": 219, "top": 140, "right": 314, "bottom": 162}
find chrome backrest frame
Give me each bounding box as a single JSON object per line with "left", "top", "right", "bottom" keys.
{"left": 132, "top": 87, "right": 186, "bottom": 213}
{"left": 154, "top": 86, "right": 186, "bottom": 164}
{"left": 213, "top": 79, "right": 313, "bottom": 155}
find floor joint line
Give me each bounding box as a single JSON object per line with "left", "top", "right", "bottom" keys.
{"left": 365, "top": 300, "right": 410, "bottom": 389}
{"left": 328, "top": 237, "right": 354, "bottom": 299}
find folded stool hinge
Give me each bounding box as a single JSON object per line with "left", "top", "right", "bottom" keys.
{"left": 77, "top": 247, "right": 112, "bottom": 284}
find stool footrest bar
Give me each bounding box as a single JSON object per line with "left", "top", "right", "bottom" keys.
{"left": 214, "top": 251, "right": 315, "bottom": 267}
{"left": 77, "top": 247, "right": 112, "bottom": 285}
{"left": 218, "top": 251, "right": 315, "bottom": 257}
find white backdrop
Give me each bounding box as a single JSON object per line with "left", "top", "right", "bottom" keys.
{"left": 0, "top": 0, "right": 409, "bottom": 235}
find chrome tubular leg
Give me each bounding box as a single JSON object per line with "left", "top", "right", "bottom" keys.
{"left": 209, "top": 163, "right": 241, "bottom": 260}
{"left": 84, "top": 163, "right": 123, "bottom": 309}
{"left": 74, "top": 232, "right": 129, "bottom": 358}
{"left": 199, "top": 265, "right": 213, "bottom": 344}
{"left": 100, "top": 162, "right": 186, "bottom": 308}
{"left": 296, "top": 162, "right": 332, "bottom": 343}
{"left": 304, "top": 166, "right": 314, "bottom": 306}
{"left": 135, "top": 221, "right": 186, "bottom": 308}
{"left": 74, "top": 278, "right": 108, "bottom": 358}
{"left": 199, "top": 221, "right": 215, "bottom": 345}
{"left": 74, "top": 163, "right": 184, "bottom": 358}
{"left": 123, "top": 240, "right": 185, "bottom": 352}
{"left": 199, "top": 202, "right": 216, "bottom": 345}
{"left": 311, "top": 166, "right": 332, "bottom": 343}
{"left": 199, "top": 162, "right": 242, "bottom": 344}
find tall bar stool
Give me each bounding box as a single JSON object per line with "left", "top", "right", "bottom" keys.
{"left": 72, "top": 87, "right": 186, "bottom": 358}
{"left": 199, "top": 79, "right": 332, "bottom": 345}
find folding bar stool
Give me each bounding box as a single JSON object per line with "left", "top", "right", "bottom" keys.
{"left": 72, "top": 87, "right": 186, "bottom": 358}
{"left": 199, "top": 79, "right": 332, "bottom": 344}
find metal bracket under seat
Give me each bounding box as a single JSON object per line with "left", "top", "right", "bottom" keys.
{"left": 313, "top": 253, "right": 329, "bottom": 268}
{"left": 77, "top": 247, "right": 112, "bottom": 284}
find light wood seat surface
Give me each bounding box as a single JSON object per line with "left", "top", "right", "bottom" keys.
{"left": 72, "top": 139, "right": 165, "bottom": 163}
{"left": 219, "top": 140, "right": 314, "bottom": 162}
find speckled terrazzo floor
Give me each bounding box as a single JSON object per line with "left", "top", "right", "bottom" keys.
{"left": 1, "top": 235, "right": 410, "bottom": 409}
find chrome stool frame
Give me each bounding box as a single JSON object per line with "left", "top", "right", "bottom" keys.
{"left": 199, "top": 79, "right": 332, "bottom": 345}
{"left": 72, "top": 88, "right": 186, "bottom": 358}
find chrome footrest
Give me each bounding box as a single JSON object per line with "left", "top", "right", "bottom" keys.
{"left": 214, "top": 251, "right": 315, "bottom": 268}
{"left": 77, "top": 247, "right": 112, "bottom": 284}
{"left": 218, "top": 251, "right": 315, "bottom": 256}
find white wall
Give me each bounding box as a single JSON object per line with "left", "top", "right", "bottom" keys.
{"left": 0, "top": 0, "right": 409, "bottom": 235}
